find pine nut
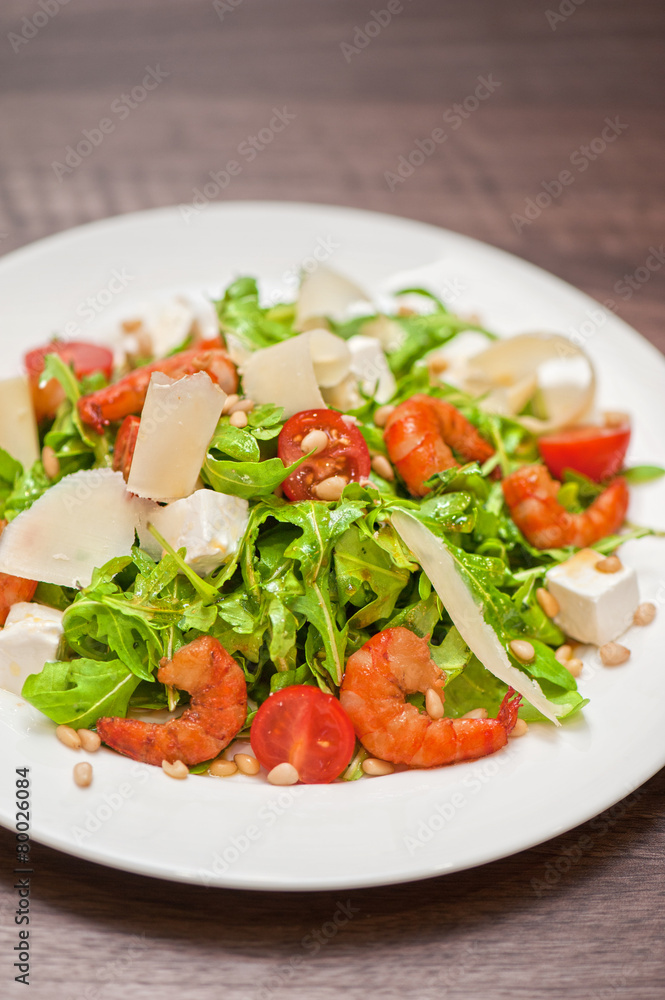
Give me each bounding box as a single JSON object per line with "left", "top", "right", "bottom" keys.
{"left": 509, "top": 719, "right": 528, "bottom": 738}
{"left": 267, "top": 762, "right": 299, "bottom": 786}
{"left": 461, "top": 707, "right": 488, "bottom": 720}
{"left": 41, "top": 445, "right": 60, "bottom": 480}
{"left": 565, "top": 657, "right": 584, "bottom": 677}
{"left": 162, "top": 759, "right": 189, "bottom": 779}
{"left": 73, "top": 762, "right": 93, "bottom": 787}
{"left": 229, "top": 410, "right": 248, "bottom": 428}
{"left": 371, "top": 454, "right": 395, "bottom": 481}
{"left": 536, "top": 587, "right": 560, "bottom": 618}
{"left": 122, "top": 318, "right": 143, "bottom": 334}
{"left": 77, "top": 729, "right": 101, "bottom": 752}
{"left": 428, "top": 355, "right": 449, "bottom": 375}
{"left": 56, "top": 725, "right": 81, "bottom": 749}
{"left": 313, "top": 475, "right": 347, "bottom": 501}
{"left": 300, "top": 429, "right": 329, "bottom": 455}
{"left": 222, "top": 393, "right": 239, "bottom": 414}
{"left": 373, "top": 404, "right": 395, "bottom": 427}
{"left": 596, "top": 555, "right": 622, "bottom": 574}
{"left": 234, "top": 753, "right": 260, "bottom": 775}
{"left": 362, "top": 758, "right": 395, "bottom": 776}
{"left": 209, "top": 759, "right": 238, "bottom": 777}
{"left": 425, "top": 687, "right": 444, "bottom": 720}
{"left": 228, "top": 397, "right": 255, "bottom": 414}
{"left": 341, "top": 414, "right": 360, "bottom": 426}
{"left": 633, "top": 602, "right": 656, "bottom": 626}
{"left": 554, "top": 644, "right": 573, "bottom": 665}
{"left": 599, "top": 642, "right": 630, "bottom": 666}
{"left": 604, "top": 410, "right": 629, "bottom": 428}
{"left": 510, "top": 639, "right": 535, "bottom": 663}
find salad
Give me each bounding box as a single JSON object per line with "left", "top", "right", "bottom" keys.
{"left": 0, "top": 267, "right": 661, "bottom": 786}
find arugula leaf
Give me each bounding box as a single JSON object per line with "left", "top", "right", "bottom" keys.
{"left": 0, "top": 447, "right": 22, "bottom": 517}
{"left": 621, "top": 464, "right": 665, "bottom": 484}
{"left": 22, "top": 658, "right": 140, "bottom": 728}
{"left": 333, "top": 524, "right": 411, "bottom": 627}
{"left": 202, "top": 454, "right": 302, "bottom": 500}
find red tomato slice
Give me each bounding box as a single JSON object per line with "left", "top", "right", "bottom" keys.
{"left": 25, "top": 341, "right": 114, "bottom": 422}
{"left": 0, "top": 521, "right": 37, "bottom": 625}
{"left": 112, "top": 415, "right": 140, "bottom": 482}
{"left": 250, "top": 685, "right": 356, "bottom": 784}
{"left": 277, "top": 409, "right": 371, "bottom": 501}
{"left": 537, "top": 423, "right": 631, "bottom": 483}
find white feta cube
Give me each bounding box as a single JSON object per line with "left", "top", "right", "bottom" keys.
{"left": 545, "top": 548, "right": 639, "bottom": 646}
{"left": 0, "top": 603, "right": 64, "bottom": 696}
{"left": 148, "top": 489, "right": 249, "bottom": 576}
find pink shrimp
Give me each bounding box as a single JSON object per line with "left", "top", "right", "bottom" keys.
{"left": 96, "top": 636, "right": 247, "bottom": 767}
{"left": 77, "top": 347, "right": 238, "bottom": 434}
{"left": 383, "top": 394, "right": 494, "bottom": 496}
{"left": 339, "top": 627, "right": 520, "bottom": 767}
{"left": 502, "top": 464, "right": 629, "bottom": 549}
{"left": 0, "top": 520, "right": 37, "bottom": 626}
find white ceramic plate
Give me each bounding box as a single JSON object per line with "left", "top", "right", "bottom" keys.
{"left": 1, "top": 202, "right": 664, "bottom": 891}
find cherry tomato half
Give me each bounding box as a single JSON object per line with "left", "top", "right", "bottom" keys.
{"left": 277, "top": 409, "right": 371, "bottom": 501}
{"left": 0, "top": 521, "right": 37, "bottom": 625}
{"left": 250, "top": 685, "right": 356, "bottom": 784}
{"left": 537, "top": 422, "right": 631, "bottom": 483}
{"left": 25, "top": 341, "right": 114, "bottom": 422}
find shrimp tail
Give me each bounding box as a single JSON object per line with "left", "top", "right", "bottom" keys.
{"left": 496, "top": 687, "right": 521, "bottom": 733}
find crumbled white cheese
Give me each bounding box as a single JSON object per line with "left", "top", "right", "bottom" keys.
{"left": 0, "top": 603, "right": 64, "bottom": 695}
{"left": 146, "top": 489, "right": 249, "bottom": 576}
{"left": 546, "top": 548, "right": 639, "bottom": 646}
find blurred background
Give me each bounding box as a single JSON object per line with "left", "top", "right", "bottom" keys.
{"left": 1, "top": 0, "right": 663, "bottom": 345}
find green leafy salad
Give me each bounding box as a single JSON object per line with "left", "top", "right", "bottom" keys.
{"left": 0, "top": 268, "right": 661, "bottom": 780}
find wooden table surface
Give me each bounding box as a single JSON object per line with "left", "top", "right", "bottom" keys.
{"left": 1, "top": 1, "right": 664, "bottom": 997}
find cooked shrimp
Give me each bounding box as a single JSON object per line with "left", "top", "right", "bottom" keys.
{"left": 339, "top": 627, "right": 520, "bottom": 767}
{"left": 502, "top": 464, "right": 629, "bottom": 549}
{"left": 383, "top": 394, "right": 494, "bottom": 496}
{"left": 0, "top": 520, "right": 37, "bottom": 626}
{"left": 78, "top": 347, "right": 237, "bottom": 433}
{"left": 96, "top": 635, "right": 247, "bottom": 767}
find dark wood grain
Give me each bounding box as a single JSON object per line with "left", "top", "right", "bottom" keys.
{"left": 1, "top": 1, "right": 664, "bottom": 997}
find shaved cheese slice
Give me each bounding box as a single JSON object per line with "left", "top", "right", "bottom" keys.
{"left": 462, "top": 333, "right": 596, "bottom": 433}
{"left": 295, "top": 267, "right": 371, "bottom": 330}
{"left": 127, "top": 372, "right": 225, "bottom": 502}
{"left": 241, "top": 330, "right": 351, "bottom": 418}
{"left": 0, "top": 375, "right": 40, "bottom": 469}
{"left": 392, "top": 511, "right": 563, "bottom": 723}
{"left": 0, "top": 469, "right": 152, "bottom": 588}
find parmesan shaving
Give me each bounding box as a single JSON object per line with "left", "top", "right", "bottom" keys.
{"left": 295, "top": 267, "right": 370, "bottom": 330}
{"left": 0, "top": 469, "right": 153, "bottom": 589}
{"left": 392, "top": 511, "right": 563, "bottom": 723}
{"left": 127, "top": 372, "right": 225, "bottom": 502}
{"left": 0, "top": 375, "right": 40, "bottom": 469}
